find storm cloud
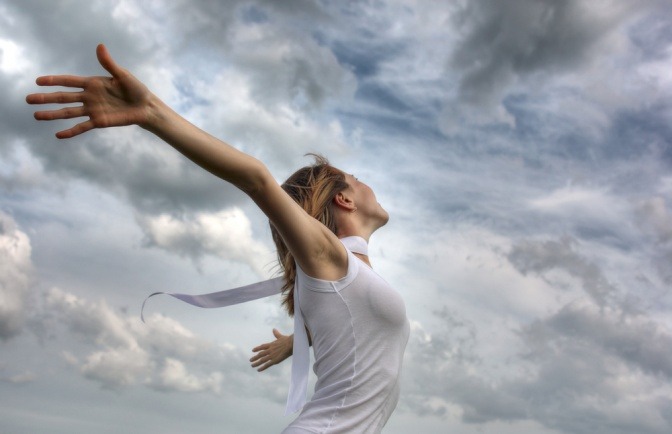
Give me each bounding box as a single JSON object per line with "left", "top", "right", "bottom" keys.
{"left": 1, "top": 1, "right": 671, "bottom": 433}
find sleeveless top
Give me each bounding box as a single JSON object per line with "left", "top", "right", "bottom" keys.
{"left": 283, "top": 240, "right": 410, "bottom": 433}
{"left": 142, "top": 237, "right": 409, "bottom": 432}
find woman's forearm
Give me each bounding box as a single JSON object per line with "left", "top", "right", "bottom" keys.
{"left": 143, "top": 94, "right": 268, "bottom": 195}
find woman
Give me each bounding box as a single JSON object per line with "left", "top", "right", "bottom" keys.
{"left": 27, "top": 44, "right": 409, "bottom": 433}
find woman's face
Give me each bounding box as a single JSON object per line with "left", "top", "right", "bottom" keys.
{"left": 344, "top": 173, "right": 389, "bottom": 228}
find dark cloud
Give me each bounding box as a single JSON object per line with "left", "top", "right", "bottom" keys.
{"left": 630, "top": 6, "right": 672, "bottom": 60}
{"left": 402, "top": 310, "right": 529, "bottom": 425}
{"left": 23, "top": 129, "right": 246, "bottom": 214}
{"left": 604, "top": 106, "right": 672, "bottom": 168}
{"left": 5, "top": 1, "right": 240, "bottom": 215}
{"left": 228, "top": 28, "right": 356, "bottom": 111}
{"left": 514, "top": 301, "right": 672, "bottom": 434}
{"left": 449, "top": 0, "right": 641, "bottom": 107}
{"left": 9, "top": 0, "right": 354, "bottom": 220}
{"left": 0, "top": 75, "right": 37, "bottom": 151}
{"left": 2, "top": 1, "right": 672, "bottom": 433}
{"left": 3, "top": 0, "right": 147, "bottom": 74}
{"left": 327, "top": 37, "right": 406, "bottom": 80}
{"left": 636, "top": 198, "right": 672, "bottom": 285}
{"left": 508, "top": 237, "right": 618, "bottom": 307}
{"left": 533, "top": 301, "right": 672, "bottom": 378}
{"left": 356, "top": 82, "right": 414, "bottom": 115}
{"left": 240, "top": 4, "right": 270, "bottom": 25}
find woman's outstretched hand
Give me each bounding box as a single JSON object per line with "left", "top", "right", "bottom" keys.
{"left": 26, "top": 44, "right": 153, "bottom": 139}
{"left": 250, "top": 329, "right": 293, "bottom": 372}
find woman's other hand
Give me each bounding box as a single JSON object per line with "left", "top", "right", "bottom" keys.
{"left": 250, "top": 329, "right": 293, "bottom": 372}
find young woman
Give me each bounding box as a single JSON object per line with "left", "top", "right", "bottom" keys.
{"left": 27, "top": 44, "right": 409, "bottom": 433}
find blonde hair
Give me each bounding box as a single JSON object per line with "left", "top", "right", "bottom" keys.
{"left": 270, "top": 154, "right": 348, "bottom": 316}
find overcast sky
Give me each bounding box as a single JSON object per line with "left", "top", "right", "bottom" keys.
{"left": 2, "top": 1, "right": 672, "bottom": 433}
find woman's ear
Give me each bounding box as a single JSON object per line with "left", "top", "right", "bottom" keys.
{"left": 333, "top": 191, "right": 356, "bottom": 212}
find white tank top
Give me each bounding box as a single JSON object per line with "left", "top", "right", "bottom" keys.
{"left": 283, "top": 241, "right": 410, "bottom": 433}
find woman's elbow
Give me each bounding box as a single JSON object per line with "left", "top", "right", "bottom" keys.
{"left": 241, "top": 159, "right": 274, "bottom": 198}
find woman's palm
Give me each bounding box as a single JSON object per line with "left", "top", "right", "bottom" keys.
{"left": 27, "top": 44, "right": 152, "bottom": 138}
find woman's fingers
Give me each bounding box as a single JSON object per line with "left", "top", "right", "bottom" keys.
{"left": 250, "top": 348, "right": 274, "bottom": 362}
{"left": 28, "top": 91, "right": 96, "bottom": 138}
{"left": 251, "top": 329, "right": 292, "bottom": 371}
{"left": 250, "top": 346, "right": 282, "bottom": 371}
{"left": 56, "top": 119, "right": 94, "bottom": 139}
{"left": 251, "top": 343, "right": 270, "bottom": 353}
{"left": 251, "top": 354, "right": 273, "bottom": 370}
{"left": 250, "top": 352, "right": 264, "bottom": 363}
{"left": 251, "top": 357, "right": 267, "bottom": 368}
{"left": 253, "top": 356, "right": 274, "bottom": 372}
{"left": 34, "top": 106, "right": 86, "bottom": 121}
{"left": 35, "top": 75, "right": 87, "bottom": 88}
{"left": 257, "top": 362, "right": 272, "bottom": 372}
{"left": 26, "top": 45, "right": 151, "bottom": 138}
{"left": 26, "top": 91, "right": 84, "bottom": 105}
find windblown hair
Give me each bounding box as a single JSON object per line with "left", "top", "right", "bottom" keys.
{"left": 270, "top": 154, "right": 349, "bottom": 316}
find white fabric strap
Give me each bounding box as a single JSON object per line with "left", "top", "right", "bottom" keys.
{"left": 286, "top": 271, "right": 308, "bottom": 414}
{"left": 140, "top": 236, "right": 368, "bottom": 414}
{"left": 340, "top": 235, "right": 368, "bottom": 256}
{"left": 140, "top": 277, "right": 284, "bottom": 322}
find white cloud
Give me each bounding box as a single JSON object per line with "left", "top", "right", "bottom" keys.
{"left": 401, "top": 264, "right": 672, "bottom": 434}
{"left": 392, "top": 220, "right": 672, "bottom": 432}
{"left": 1, "top": 370, "right": 36, "bottom": 384}
{"left": 530, "top": 186, "right": 619, "bottom": 214}
{"left": 0, "top": 38, "right": 30, "bottom": 74}
{"left": 528, "top": 186, "right": 636, "bottom": 244}
{"left": 137, "top": 207, "right": 275, "bottom": 277}
{"left": 0, "top": 143, "right": 46, "bottom": 191}
{"left": 46, "top": 287, "right": 138, "bottom": 349}
{"left": 3, "top": 1, "right": 672, "bottom": 433}
{"left": 81, "top": 346, "right": 152, "bottom": 389}
{"left": 44, "top": 286, "right": 260, "bottom": 397}
{"left": 0, "top": 211, "right": 32, "bottom": 340}
{"left": 153, "top": 358, "right": 223, "bottom": 394}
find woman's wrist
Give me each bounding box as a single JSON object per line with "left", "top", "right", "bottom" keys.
{"left": 140, "top": 92, "right": 170, "bottom": 133}
{"left": 285, "top": 334, "right": 294, "bottom": 356}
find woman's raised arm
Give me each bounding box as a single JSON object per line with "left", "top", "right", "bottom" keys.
{"left": 26, "top": 44, "right": 347, "bottom": 280}
{"left": 27, "top": 44, "right": 266, "bottom": 193}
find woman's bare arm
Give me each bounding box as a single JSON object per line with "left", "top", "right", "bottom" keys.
{"left": 27, "top": 44, "right": 347, "bottom": 279}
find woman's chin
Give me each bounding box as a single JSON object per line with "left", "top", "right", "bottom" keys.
{"left": 377, "top": 206, "right": 390, "bottom": 227}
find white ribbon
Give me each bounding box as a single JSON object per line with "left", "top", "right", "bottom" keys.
{"left": 141, "top": 277, "right": 284, "bottom": 322}
{"left": 141, "top": 236, "right": 368, "bottom": 415}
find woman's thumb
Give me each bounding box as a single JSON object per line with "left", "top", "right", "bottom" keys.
{"left": 96, "top": 44, "right": 121, "bottom": 77}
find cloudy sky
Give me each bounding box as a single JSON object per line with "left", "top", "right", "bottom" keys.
{"left": 2, "top": 0, "right": 672, "bottom": 433}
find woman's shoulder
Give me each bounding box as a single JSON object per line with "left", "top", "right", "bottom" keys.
{"left": 296, "top": 247, "right": 359, "bottom": 293}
